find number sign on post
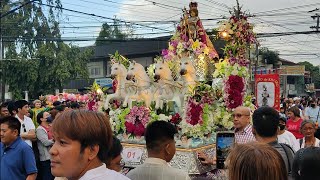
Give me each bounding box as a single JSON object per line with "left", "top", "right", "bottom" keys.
{"left": 122, "top": 147, "right": 144, "bottom": 163}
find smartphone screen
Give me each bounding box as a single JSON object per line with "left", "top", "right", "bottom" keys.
{"left": 216, "top": 132, "right": 235, "bottom": 169}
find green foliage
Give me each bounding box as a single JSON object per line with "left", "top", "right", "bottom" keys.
{"left": 95, "top": 19, "right": 133, "bottom": 46}
{"left": 1, "top": 0, "right": 93, "bottom": 99}
{"left": 109, "top": 51, "right": 130, "bottom": 68}
{"left": 259, "top": 47, "right": 280, "bottom": 66}
{"left": 298, "top": 61, "right": 320, "bottom": 88}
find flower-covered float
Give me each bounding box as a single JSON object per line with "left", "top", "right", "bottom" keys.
{"left": 103, "top": 1, "right": 258, "bottom": 176}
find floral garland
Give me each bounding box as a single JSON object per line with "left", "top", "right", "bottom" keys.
{"left": 162, "top": 39, "right": 218, "bottom": 61}
{"left": 124, "top": 106, "right": 151, "bottom": 137}
{"left": 212, "top": 6, "right": 257, "bottom": 129}
{"left": 224, "top": 75, "right": 245, "bottom": 109}
{"left": 180, "top": 83, "right": 215, "bottom": 138}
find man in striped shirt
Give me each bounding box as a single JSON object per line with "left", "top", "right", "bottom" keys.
{"left": 233, "top": 106, "right": 256, "bottom": 144}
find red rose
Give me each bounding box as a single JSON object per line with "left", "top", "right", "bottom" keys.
{"left": 134, "top": 122, "right": 145, "bottom": 137}
{"left": 125, "top": 122, "right": 135, "bottom": 134}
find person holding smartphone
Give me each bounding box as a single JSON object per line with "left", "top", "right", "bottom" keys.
{"left": 198, "top": 106, "right": 254, "bottom": 166}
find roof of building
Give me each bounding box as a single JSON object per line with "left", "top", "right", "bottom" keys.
{"left": 82, "top": 37, "right": 226, "bottom": 59}
{"left": 279, "top": 58, "right": 297, "bottom": 66}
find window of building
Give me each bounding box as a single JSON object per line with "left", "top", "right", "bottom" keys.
{"left": 90, "top": 67, "right": 101, "bottom": 76}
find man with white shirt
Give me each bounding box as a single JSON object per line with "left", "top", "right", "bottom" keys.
{"left": 277, "top": 117, "right": 299, "bottom": 152}
{"left": 127, "top": 121, "right": 191, "bottom": 180}
{"left": 14, "top": 100, "right": 36, "bottom": 147}
{"left": 305, "top": 100, "right": 320, "bottom": 124}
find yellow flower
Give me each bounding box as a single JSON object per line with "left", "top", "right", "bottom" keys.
{"left": 192, "top": 40, "right": 200, "bottom": 50}
{"left": 168, "top": 44, "right": 175, "bottom": 51}
{"left": 203, "top": 46, "right": 209, "bottom": 55}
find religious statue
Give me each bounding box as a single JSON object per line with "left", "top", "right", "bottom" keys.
{"left": 261, "top": 84, "right": 270, "bottom": 106}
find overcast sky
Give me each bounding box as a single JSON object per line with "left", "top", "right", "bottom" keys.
{"left": 60, "top": 0, "right": 320, "bottom": 65}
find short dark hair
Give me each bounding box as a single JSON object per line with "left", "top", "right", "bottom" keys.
{"left": 0, "top": 102, "right": 8, "bottom": 109}
{"left": 55, "top": 105, "right": 66, "bottom": 112}
{"left": 106, "top": 136, "right": 123, "bottom": 165}
{"left": 0, "top": 116, "right": 21, "bottom": 134}
{"left": 14, "top": 100, "right": 28, "bottom": 110}
{"left": 53, "top": 101, "right": 61, "bottom": 107}
{"left": 71, "top": 102, "right": 80, "bottom": 109}
{"left": 7, "top": 101, "right": 17, "bottom": 116}
{"left": 145, "top": 121, "right": 177, "bottom": 152}
{"left": 293, "top": 147, "right": 320, "bottom": 180}
{"left": 36, "top": 111, "right": 45, "bottom": 125}
{"left": 253, "top": 107, "right": 280, "bottom": 137}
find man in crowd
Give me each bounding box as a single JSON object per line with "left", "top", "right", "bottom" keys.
{"left": 197, "top": 106, "right": 255, "bottom": 165}
{"left": 233, "top": 106, "right": 256, "bottom": 144}
{"left": 0, "top": 116, "right": 37, "bottom": 179}
{"left": 127, "top": 121, "right": 191, "bottom": 180}
{"left": 0, "top": 102, "right": 10, "bottom": 118}
{"left": 305, "top": 100, "right": 320, "bottom": 124}
{"left": 14, "top": 100, "right": 36, "bottom": 147}
{"left": 304, "top": 100, "right": 320, "bottom": 139}
{"left": 252, "top": 106, "right": 295, "bottom": 179}
{"left": 7, "top": 101, "right": 18, "bottom": 117}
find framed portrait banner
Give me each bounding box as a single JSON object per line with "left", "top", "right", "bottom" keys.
{"left": 255, "top": 73, "right": 280, "bottom": 111}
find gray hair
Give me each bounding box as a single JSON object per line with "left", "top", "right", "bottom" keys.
{"left": 300, "top": 120, "right": 315, "bottom": 131}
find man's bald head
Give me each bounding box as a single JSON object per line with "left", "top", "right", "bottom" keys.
{"left": 233, "top": 106, "right": 251, "bottom": 131}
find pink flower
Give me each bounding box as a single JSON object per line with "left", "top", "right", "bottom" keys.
{"left": 162, "top": 49, "right": 169, "bottom": 56}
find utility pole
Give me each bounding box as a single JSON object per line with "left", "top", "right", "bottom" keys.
{"left": 309, "top": 8, "right": 320, "bottom": 32}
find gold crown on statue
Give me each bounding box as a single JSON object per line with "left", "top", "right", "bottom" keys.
{"left": 189, "top": 1, "right": 198, "bottom": 10}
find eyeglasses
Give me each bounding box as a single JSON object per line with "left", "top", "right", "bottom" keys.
{"left": 22, "top": 124, "right": 27, "bottom": 132}
{"left": 232, "top": 114, "right": 250, "bottom": 118}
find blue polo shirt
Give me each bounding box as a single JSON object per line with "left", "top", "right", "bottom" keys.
{"left": 0, "top": 137, "right": 37, "bottom": 180}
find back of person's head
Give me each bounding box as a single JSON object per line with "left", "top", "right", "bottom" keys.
{"left": 252, "top": 106, "right": 280, "bottom": 137}
{"left": 145, "top": 120, "right": 177, "bottom": 152}
{"left": 53, "top": 101, "right": 61, "bottom": 107}
{"left": 55, "top": 105, "right": 66, "bottom": 112}
{"left": 6, "top": 101, "right": 17, "bottom": 116}
{"left": 50, "top": 108, "right": 59, "bottom": 120}
{"left": 293, "top": 147, "right": 320, "bottom": 180}
{"left": 288, "top": 106, "right": 300, "bottom": 117}
{"left": 70, "top": 102, "right": 80, "bottom": 109}
{"left": 52, "top": 110, "right": 112, "bottom": 162}
{"left": 228, "top": 142, "right": 288, "bottom": 180}
{"left": 107, "top": 136, "right": 123, "bottom": 161}
{"left": 14, "top": 100, "right": 28, "bottom": 110}
{"left": 0, "top": 116, "right": 21, "bottom": 135}
{"left": 105, "top": 136, "right": 123, "bottom": 167}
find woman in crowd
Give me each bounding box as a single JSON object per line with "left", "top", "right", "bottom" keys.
{"left": 36, "top": 111, "right": 54, "bottom": 180}
{"left": 298, "top": 120, "right": 320, "bottom": 149}
{"left": 293, "top": 147, "right": 320, "bottom": 180}
{"left": 286, "top": 106, "right": 304, "bottom": 139}
{"left": 227, "top": 142, "right": 287, "bottom": 180}
{"left": 105, "top": 136, "right": 124, "bottom": 172}
{"left": 50, "top": 110, "right": 129, "bottom": 180}
{"left": 277, "top": 117, "right": 300, "bottom": 152}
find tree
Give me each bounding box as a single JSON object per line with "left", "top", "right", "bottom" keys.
{"left": 259, "top": 47, "right": 280, "bottom": 66}
{"left": 298, "top": 61, "right": 320, "bottom": 89}
{"left": 95, "top": 18, "right": 134, "bottom": 46}
{"left": 0, "top": 1, "right": 93, "bottom": 99}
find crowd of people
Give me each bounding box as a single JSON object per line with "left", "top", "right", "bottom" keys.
{"left": 1, "top": 96, "right": 320, "bottom": 180}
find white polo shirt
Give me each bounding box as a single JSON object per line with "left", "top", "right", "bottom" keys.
{"left": 15, "top": 115, "right": 36, "bottom": 147}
